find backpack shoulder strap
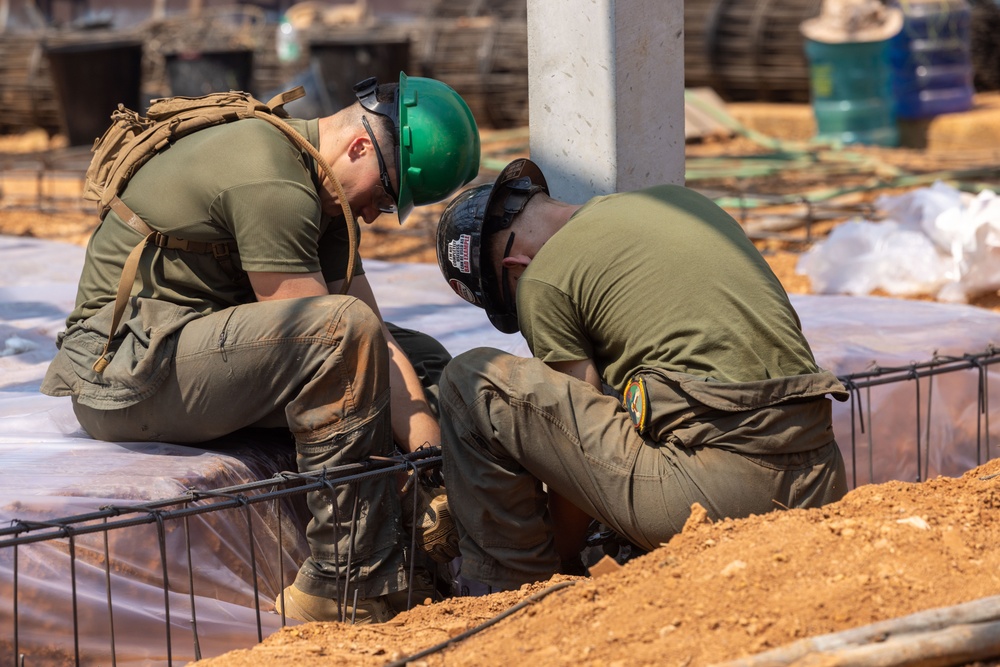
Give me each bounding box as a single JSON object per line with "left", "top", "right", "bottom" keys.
{"left": 266, "top": 86, "right": 306, "bottom": 117}
{"left": 251, "top": 109, "right": 358, "bottom": 296}
{"left": 90, "top": 87, "right": 359, "bottom": 373}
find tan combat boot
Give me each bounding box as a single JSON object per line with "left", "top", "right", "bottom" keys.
{"left": 274, "top": 583, "right": 395, "bottom": 624}
{"left": 402, "top": 483, "right": 460, "bottom": 563}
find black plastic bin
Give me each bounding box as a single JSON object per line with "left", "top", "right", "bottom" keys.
{"left": 309, "top": 33, "right": 410, "bottom": 112}
{"left": 165, "top": 49, "right": 255, "bottom": 98}
{"left": 44, "top": 39, "right": 143, "bottom": 146}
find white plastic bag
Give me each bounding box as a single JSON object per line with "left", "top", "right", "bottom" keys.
{"left": 798, "top": 182, "right": 1000, "bottom": 302}
{"left": 796, "top": 219, "right": 950, "bottom": 296}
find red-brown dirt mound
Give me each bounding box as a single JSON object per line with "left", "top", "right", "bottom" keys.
{"left": 193, "top": 457, "right": 1000, "bottom": 667}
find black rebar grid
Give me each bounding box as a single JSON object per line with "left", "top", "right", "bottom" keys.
{"left": 838, "top": 346, "right": 1000, "bottom": 488}
{"left": 2, "top": 348, "right": 1000, "bottom": 666}
{"left": 0, "top": 447, "right": 442, "bottom": 667}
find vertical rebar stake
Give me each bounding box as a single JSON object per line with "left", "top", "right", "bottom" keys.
{"left": 847, "top": 380, "right": 858, "bottom": 489}
{"left": 977, "top": 363, "right": 990, "bottom": 465}
{"left": 276, "top": 493, "right": 286, "bottom": 627}
{"left": 866, "top": 385, "right": 875, "bottom": 485}
{"left": 925, "top": 365, "right": 936, "bottom": 481}
{"left": 13, "top": 542, "right": 18, "bottom": 667}
{"left": 913, "top": 369, "right": 923, "bottom": 483}
{"left": 407, "top": 465, "right": 420, "bottom": 611}
{"left": 343, "top": 482, "right": 361, "bottom": 622}
{"left": 154, "top": 512, "right": 173, "bottom": 667}
{"left": 102, "top": 519, "right": 118, "bottom": 667}
{"left": 68, "top": 531, "right": 81, "bottom": 667}
{"left": 182, "top": 513, "right": 201, "bottom": 661}
{"left": 242, "top": 500, "right": 263, "bottom": 643}
{"left": 976, "top": 358, "right": 985, "bottom": 466}
{"left": 320, "top": 475, "right": 344, "bottom": 623}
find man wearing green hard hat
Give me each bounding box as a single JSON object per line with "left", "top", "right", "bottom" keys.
{"left": 41, "top": 72, "right": 481, "bottom": 624}
{"left": 353, "top": 72, "right": 481, "bottom": 223}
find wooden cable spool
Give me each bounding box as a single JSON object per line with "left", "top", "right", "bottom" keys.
{"left": 686, "top": 0, "right": 822, "bottom": 103}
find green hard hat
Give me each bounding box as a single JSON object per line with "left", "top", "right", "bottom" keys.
{"left": 355, "top": 73, "right": 481, "bottom": 223}
{"left": 397, "top": 73, "right": 481, "bottom": 222}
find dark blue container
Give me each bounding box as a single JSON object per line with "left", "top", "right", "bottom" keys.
{"left": 888, "top": 0, "right": 975, "bottom": 119}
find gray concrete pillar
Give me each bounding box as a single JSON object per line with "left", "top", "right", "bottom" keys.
{"left": 527, "top": 0, "right": 686, "bottom": 203}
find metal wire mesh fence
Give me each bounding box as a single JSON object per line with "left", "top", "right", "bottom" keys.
{"left": 1, "top": 448, "right": 442, "bottom": 667}
{"left": 838, "top": 347, "right": 1000, "bottom": 487}
{"left": 2, "top": 348, "right": 999, "bottom": 666}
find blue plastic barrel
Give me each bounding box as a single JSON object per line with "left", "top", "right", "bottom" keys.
{"left": 888, "top": 0, "right": 974, "bottom": 119}
{"left": 804, "top": 38, "right": 899, "bottom": 146}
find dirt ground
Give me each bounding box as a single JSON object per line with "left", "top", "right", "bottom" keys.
{"left": 192, "top": 458, "right": 1000, "bottom": 667}
{"left": 2, "top": 122, "right": 1000, "bottom": 665}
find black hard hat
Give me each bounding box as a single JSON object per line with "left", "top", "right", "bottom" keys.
{"left": 435, "top": 158, "right": 548, "bottom": 334}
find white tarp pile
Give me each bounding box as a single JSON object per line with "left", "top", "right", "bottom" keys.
{"left": 797, "top": 181, "right": 1000, "bottom": 303}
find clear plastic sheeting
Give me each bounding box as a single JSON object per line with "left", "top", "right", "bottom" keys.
{"left": 0, "top": 399, "right": 309, "bottom": 665}
{"left": 793, "top": 294, "right": 1000, "bottom": 485}
{"left": 0, "top": 235, "right": 529, "bottom": 667}
{"left": 797, "top": 182, "right": 1000, "bottom": 303}
{"left": 1, "top": 235, "right": 999, "bottom": 665}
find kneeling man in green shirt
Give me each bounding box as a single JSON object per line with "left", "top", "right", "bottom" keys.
{"left": 435, "top": 158, "right": 849, "bottom": 593}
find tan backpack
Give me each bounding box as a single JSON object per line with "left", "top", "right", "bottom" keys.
{"left": 86, "top": 88, "right": 359, "bottom": 373}
{"left": 85, "top": 89, "right": 295, "bottom": 215}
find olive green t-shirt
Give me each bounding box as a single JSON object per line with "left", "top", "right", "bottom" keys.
{"left": 65, "top": 117, "right": 360, "bottom": 328}
{"left": 517, "top": 185, "right": 819, "bottom": 393}
{"left": 41, "top": 116, "right": 362, "bottom": 407}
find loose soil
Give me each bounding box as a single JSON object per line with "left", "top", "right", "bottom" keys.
{"left": 3, "top": 125, "right": 1000, "bottom": 666}
{"left": 194, "top": 459, "right": 1000, "bottom": 667}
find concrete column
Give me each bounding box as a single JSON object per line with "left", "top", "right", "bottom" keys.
{"left": 527, "top": 0, "right": 685, "bottom": 203}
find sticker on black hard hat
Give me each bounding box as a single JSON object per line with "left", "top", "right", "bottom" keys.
{"left": 447, "top": 234, "right": 473, "bottom": 273}
{"left": 448, "top": 279, "right": 477, "bottom": 305}
{"left": 501, "top": 160, "right": 526, "bottom": 181}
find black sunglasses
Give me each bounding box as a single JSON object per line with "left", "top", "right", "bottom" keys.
{"left": 361, "top": 115, "right": 398, "bottom": 214}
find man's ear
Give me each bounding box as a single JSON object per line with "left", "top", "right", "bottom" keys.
{"left": 501, "top": 254, "right": 531, "bottom": 269}
{"left": 346, "top": 134, "right": 370, "bottom": 162}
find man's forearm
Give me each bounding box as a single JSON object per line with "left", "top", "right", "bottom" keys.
{"left": 386, "top": 335, "right": 441, "bottom": 453}
{"left": 549, "top": 490, "right": 592, "bottom": 561}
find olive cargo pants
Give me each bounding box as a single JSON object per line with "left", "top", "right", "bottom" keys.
{"left": 439, "top": 348, "right": 847, "bottom": 590}
{"left": 73, "top": 295, "right": 450, "bottom": 601}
